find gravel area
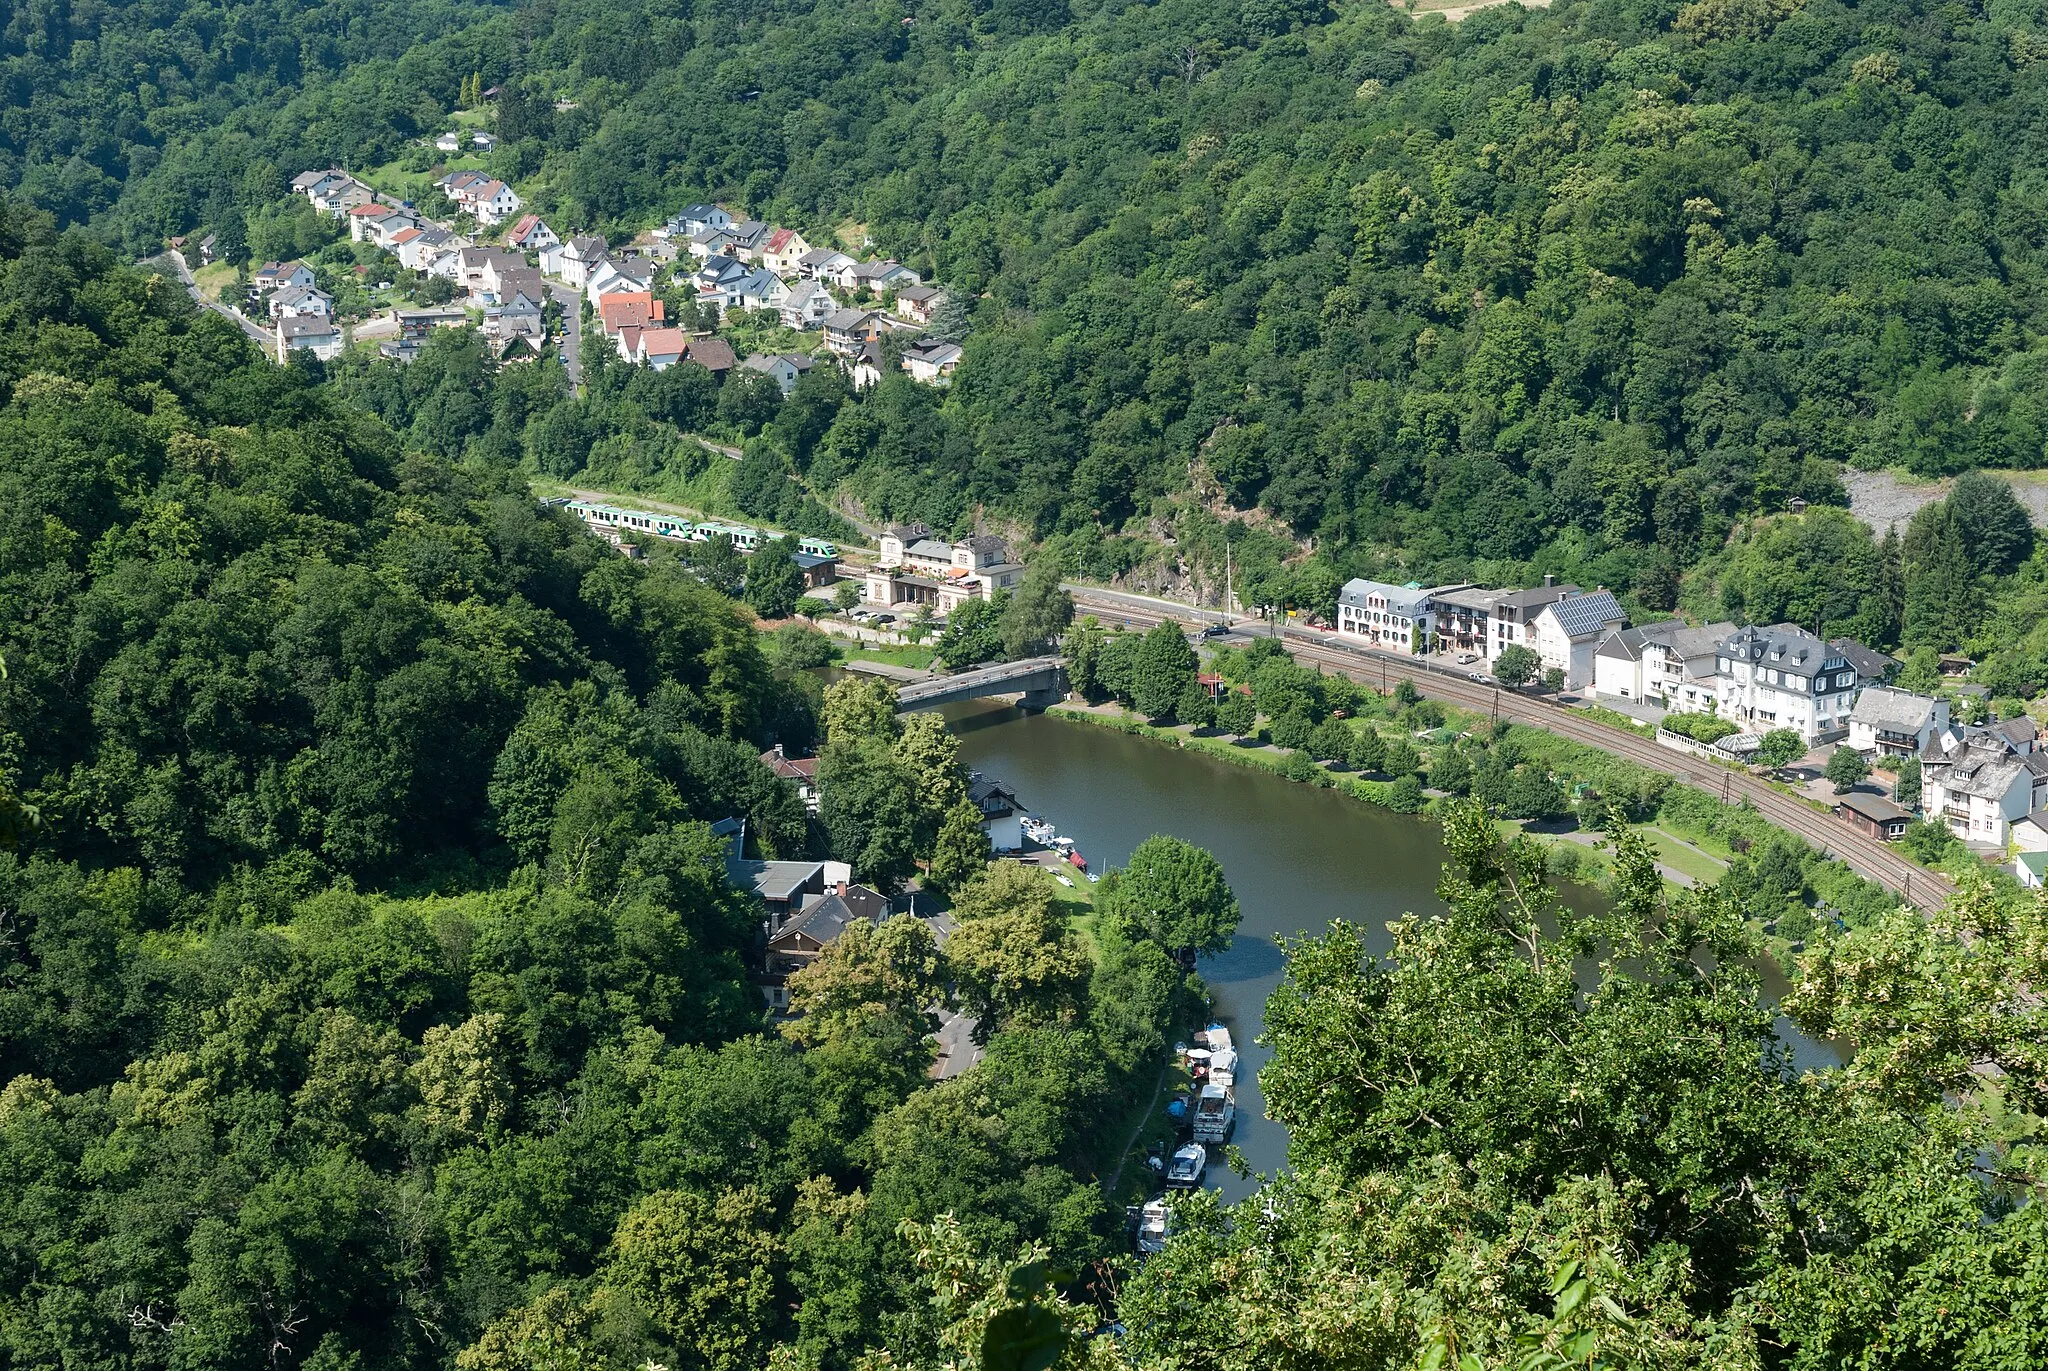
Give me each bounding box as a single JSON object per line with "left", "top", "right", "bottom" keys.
{"left": 1843, "top": 467, "right": 2048, "bottom": 534}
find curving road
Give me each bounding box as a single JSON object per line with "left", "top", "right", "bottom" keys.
{"left": 1065, "top": 585, "right": 1955, "bottom": 913}
{"left": 152, "top": 250, "right": 272, "bottom": 347}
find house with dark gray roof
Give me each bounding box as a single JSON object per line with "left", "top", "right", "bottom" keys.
{"left": 1592, "top": 617, "right": 1735, "bottom": 709}
{"left": 1714, "top": 624, "right": 1858, "bottom": 742}
{"left": 1829, "top": 637, "right": 1897, "bottom": 686}
{"left": 1532, "top": 590, "right": 1627, "bottom": 690}
{"left": 967, "top": 774, "right": 1024, "bottom": 852}
{"left": 1835, "top": 790, "right": 1913, "bottom": 841}
{"left": 762, "top": 880, "right": 890, "bottom": 1010}
{"left": 1847, "top": 687, "right": 1950, "bottom": 758}
{"left": 1336, "top": 579, "right": 1435, "bottom": 653}
{"left": 1924, "top": 734, "right": 2048, "bottom": 847}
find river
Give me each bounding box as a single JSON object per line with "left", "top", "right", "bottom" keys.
{"left": 944, "top": 700, "right": 1842, "bottom": 1201}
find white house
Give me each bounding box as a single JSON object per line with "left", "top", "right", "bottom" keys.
{"left": 1591, "top": 619, "right": 1734, "bottom": 707}
{"left": 253, "top": 261, "right": 316, "bottom": 294}
{"left": 397, "top": 227, "right": 456, "bottom": 273}
{"left": 2010, "top": 807, "right": 2048, "bottom": 854}
{"left": 672, "top": 203, "right": 733, "bottom": 239}
{"left": 468, "top": 179, "right": 521, "bottom": 227}
{"left": 275, "top": 316, "right": 342, "bottom": 362}
{"left": 851, "top": 259, "right": 921, "bottom": 292}
{"left": 506, "top": 215, "right": 559, "bottom": 252}
{"left": 1532, "top": 591, "right": 1627, "bottom": 691}
{"left": 740, "top": 351, "right": 815, "bottom": 397}
{"left": 300, "top": 173, "right": 372, "bottom": 215}
{"left": 1846, "top": 687, "right": 1951, "bottom": 759}
{"left": 348, "top": 203, "right": 403, "bottom": 242}
{"left": 541, "top": 235, "right": 608, "bottom": 287}
{"left": 585, "top": 257, "right": 655, "bottom": 305}
{"left": 268, "top": 283, "right": 333, "bottom": 320}
{"left": 1714, "top": 624, "right": 1859, "bottom": 743}
{"left": 292, "top": 169, "right": 350, "bottom": 202}
{"left": 797, "top": 248, "right": 858, "bottom": 281}
{"left": 822, "top": 308, "right": 885, "bottom": 357}
{"left": 903, "top": 341, "right": 963, "bottom": 386}
{"left": 1336, "top": 580, "right": 1434, "bottom": 653}
{"left": 634, "top": 327, "right": 689, "bottom": 371}
{"left": 727, "top": 268, "right": 789, "bottom": 314}
{"left": 778, "top": 279, "right": 835, "bottom": 330}
{"left": 1924, "top": 726, "right": 2048, "bottom": 846}
{"left": 968, "top": 776, "right": 1024, "bottom": 853}
{"left": 895, "top": 286, "right": 945, "bottom": 323}
{"left": 435, "top": 131, "right": 461, "bottom": 152}
{"left": 688, "top": 227, "right": 737, "bottom": 262}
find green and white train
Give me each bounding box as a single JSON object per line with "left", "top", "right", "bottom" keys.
{"left": 560, "top": 499, "right": 837, "bottom": 559}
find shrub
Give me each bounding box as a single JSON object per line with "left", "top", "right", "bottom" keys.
{"left": 1381, "top": 774, "right": 1427, "bottom": 812}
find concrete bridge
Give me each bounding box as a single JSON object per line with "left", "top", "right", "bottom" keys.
{"left": 891, "top": 656, "right": 1067, "bottom": 712}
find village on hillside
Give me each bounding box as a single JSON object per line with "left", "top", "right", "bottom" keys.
{"left": 189, "top": 163, "right": 962, "bottom": 391}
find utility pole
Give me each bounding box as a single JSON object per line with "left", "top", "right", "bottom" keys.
{"left": 1224, "top": 544, "right": 1232, "bottom": 627}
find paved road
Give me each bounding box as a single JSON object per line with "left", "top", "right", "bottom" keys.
{"left": 153, "top": 250, "right": 272, "bottom": 346}
{"left": 1066, "top": 585, "right": 1955, "bottom": 913}
{"left": 548, "top": 282, "right": 582, "bottom": 386}
{"left": 921, "top": 909, "right": 983, "bottom": 1080}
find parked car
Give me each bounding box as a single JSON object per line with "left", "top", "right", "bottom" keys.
{"left": 1468, "top": 671, "right": 1488, "bottom": 682}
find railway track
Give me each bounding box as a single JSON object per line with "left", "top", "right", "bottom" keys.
{"left": 1068, "top": 588, "right": 1955, "bottom": 913}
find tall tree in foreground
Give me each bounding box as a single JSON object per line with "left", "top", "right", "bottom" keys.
{"left": 1101, "top": 834, "right": 1240, "bottom": 959}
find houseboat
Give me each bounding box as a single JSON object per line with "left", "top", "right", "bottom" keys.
{"left": 1192, "top": 1048, "right": 1237, "bottom": 1145}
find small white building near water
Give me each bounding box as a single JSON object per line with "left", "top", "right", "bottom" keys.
{"left": 968, "top": 775, "right": 1024, "bottom": 852}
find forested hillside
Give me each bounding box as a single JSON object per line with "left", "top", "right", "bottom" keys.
{"left": 0, "top": 208, "right": 1204, "bottom": 1371}
{"left": 22, "top": 0, "right": 2048, "bottom": 638}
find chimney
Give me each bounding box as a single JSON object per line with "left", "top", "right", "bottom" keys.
{"left": 1542, "top": 573, "right": 1555, "bottom": 588}
{"left": 836, "top": 880, "right": 849, "bottom": 897}
{"left": 772, "top": 743, "right": 785, "bottom": 759}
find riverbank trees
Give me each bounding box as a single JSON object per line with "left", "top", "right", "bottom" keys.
{"left": 1116, "top": 805, "right": 2048, "bottom": 1368}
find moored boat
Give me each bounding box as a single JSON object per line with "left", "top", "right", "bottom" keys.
{"left": 1133, "top": 1197, "right": 1171, "bottom": 1254}
{"left": 1164, "top": 1143, "right": 1207, "bottom": 1188}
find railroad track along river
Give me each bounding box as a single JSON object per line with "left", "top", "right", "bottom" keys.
{"left": 1066, "top": 585, "right": 1955, "bottom": 914}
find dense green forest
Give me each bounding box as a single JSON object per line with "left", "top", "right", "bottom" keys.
{"left": 0, "top": 211, "right": 1211, "bottom": 1370}
{"left": 23, "top": 0, "right": 2048, "bottom": 658}
{"left": 8, "top": 0, "right": 2048, "bottom": 1364}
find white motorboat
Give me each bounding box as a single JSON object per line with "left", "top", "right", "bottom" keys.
{"left": 1134, "top": 1197, "right": 1171, "bottom": 1254}
{"left": 1164, "top": 1143, "right": 1207, "bottom": 1189}
{"left": 1191, "top": 1081, "right": 1235, "bottom": 1144}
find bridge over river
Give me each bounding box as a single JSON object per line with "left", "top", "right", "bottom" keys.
{"left": 844, "top": 656, "right": 1067, "bottom": 712}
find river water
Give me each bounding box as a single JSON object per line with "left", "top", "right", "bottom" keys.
{"left": 945, "top": 700, "right": 1841, "bottom": 1201}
